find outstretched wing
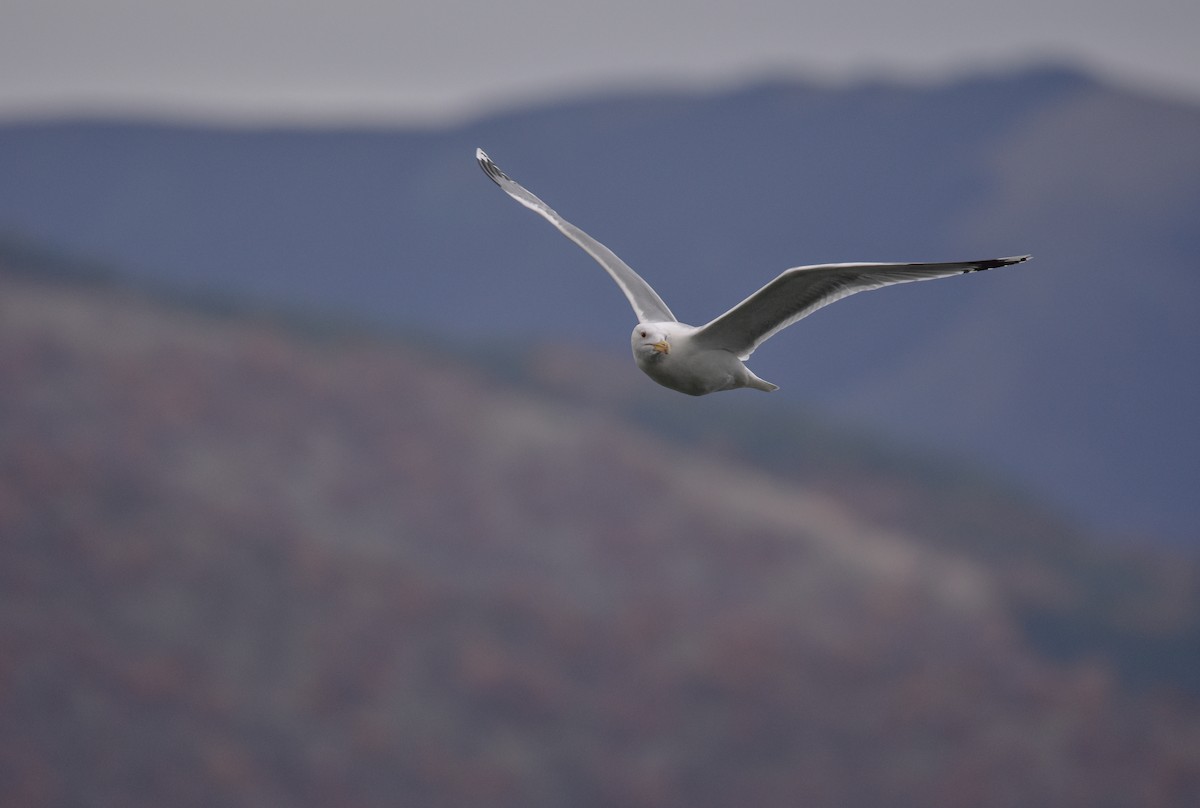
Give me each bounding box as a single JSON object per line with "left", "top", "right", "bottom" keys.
{"left": 476, "top": 149, "right": 676, "bottom": 324}
{"left": 693, "top": 256, "right": 1031, "bottom": 359}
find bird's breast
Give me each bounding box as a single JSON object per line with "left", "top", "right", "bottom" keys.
{"left": 636, "top": 347, "right": 745, "bottom": 396}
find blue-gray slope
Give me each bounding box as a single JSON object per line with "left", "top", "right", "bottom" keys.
{"left": 0, "top": 65, "right": 1196, "bottom": 539}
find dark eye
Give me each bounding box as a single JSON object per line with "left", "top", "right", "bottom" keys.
{"left": 639, "top": 330, "right": 647, "bottom": 338}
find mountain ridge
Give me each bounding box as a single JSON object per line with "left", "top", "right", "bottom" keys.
{"left": 0, "top": 64, "right": 1196, "bottom": 539}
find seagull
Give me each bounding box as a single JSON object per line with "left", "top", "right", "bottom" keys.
{"left": 477, "top": 148, "right": 1029, "bottom": 396}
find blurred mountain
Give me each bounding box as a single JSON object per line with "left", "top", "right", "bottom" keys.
{"left": 3, "top": 248, "right": 1199, "bottom": 807}
{"left": 0, "top": 64, "right": 1197, "bottom": 541}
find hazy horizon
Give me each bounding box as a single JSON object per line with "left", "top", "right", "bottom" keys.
{"left": 4, "top": 0, "right": 1199, "bottom": 124}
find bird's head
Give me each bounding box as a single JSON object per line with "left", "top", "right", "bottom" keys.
{"left": 631, "top": 325, "right": 671, "bottom": 363}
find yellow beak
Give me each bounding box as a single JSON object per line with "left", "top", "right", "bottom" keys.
{"left": 651, "top": 340, "right": 670, "bottom": 355}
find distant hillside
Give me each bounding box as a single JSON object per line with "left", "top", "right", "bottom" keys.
{"left": 2, "top": 254, "right": 1198, "bottom": 807}
{"left": 0, "top": 64, "right": 1197, "bottom": 540}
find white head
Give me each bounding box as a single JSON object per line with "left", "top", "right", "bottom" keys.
{"left": 631, "top": 324, "right": 671, "bottom": 366}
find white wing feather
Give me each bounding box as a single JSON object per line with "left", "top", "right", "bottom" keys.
{"left": 694, "top": 257, "right": 1031, "bottom": 359}
{"left": 477, "top": 149, "right": 676, "bottom": 324}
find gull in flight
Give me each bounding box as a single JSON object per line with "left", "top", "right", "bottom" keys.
{"left": 477, "top": 148, "right": 1029, "bottom": 396}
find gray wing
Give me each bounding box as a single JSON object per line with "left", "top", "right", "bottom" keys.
{"left": 693, "top": 256, "right": 1031, "bottom": 359}
{"left": 476, "top": 149, "right": 676, "bottom": 324}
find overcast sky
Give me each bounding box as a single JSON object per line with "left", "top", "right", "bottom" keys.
{"left": 3, "top": 0, "right": 1198, "bottom": 123}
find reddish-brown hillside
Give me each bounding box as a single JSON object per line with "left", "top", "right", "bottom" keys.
{"left": 1, "top": 265, "right": 1197, "bottom": 807}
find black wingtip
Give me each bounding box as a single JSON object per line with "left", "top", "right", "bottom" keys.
{"left": 475, "top": 147, "right": 506, "bottom": 187}
{"left": 964, "top": 254, "right": 1032, "bottom": 273}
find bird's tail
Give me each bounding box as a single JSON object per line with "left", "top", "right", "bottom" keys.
{"left": 746, "top": 371, "right": 779, "bottom": 392}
